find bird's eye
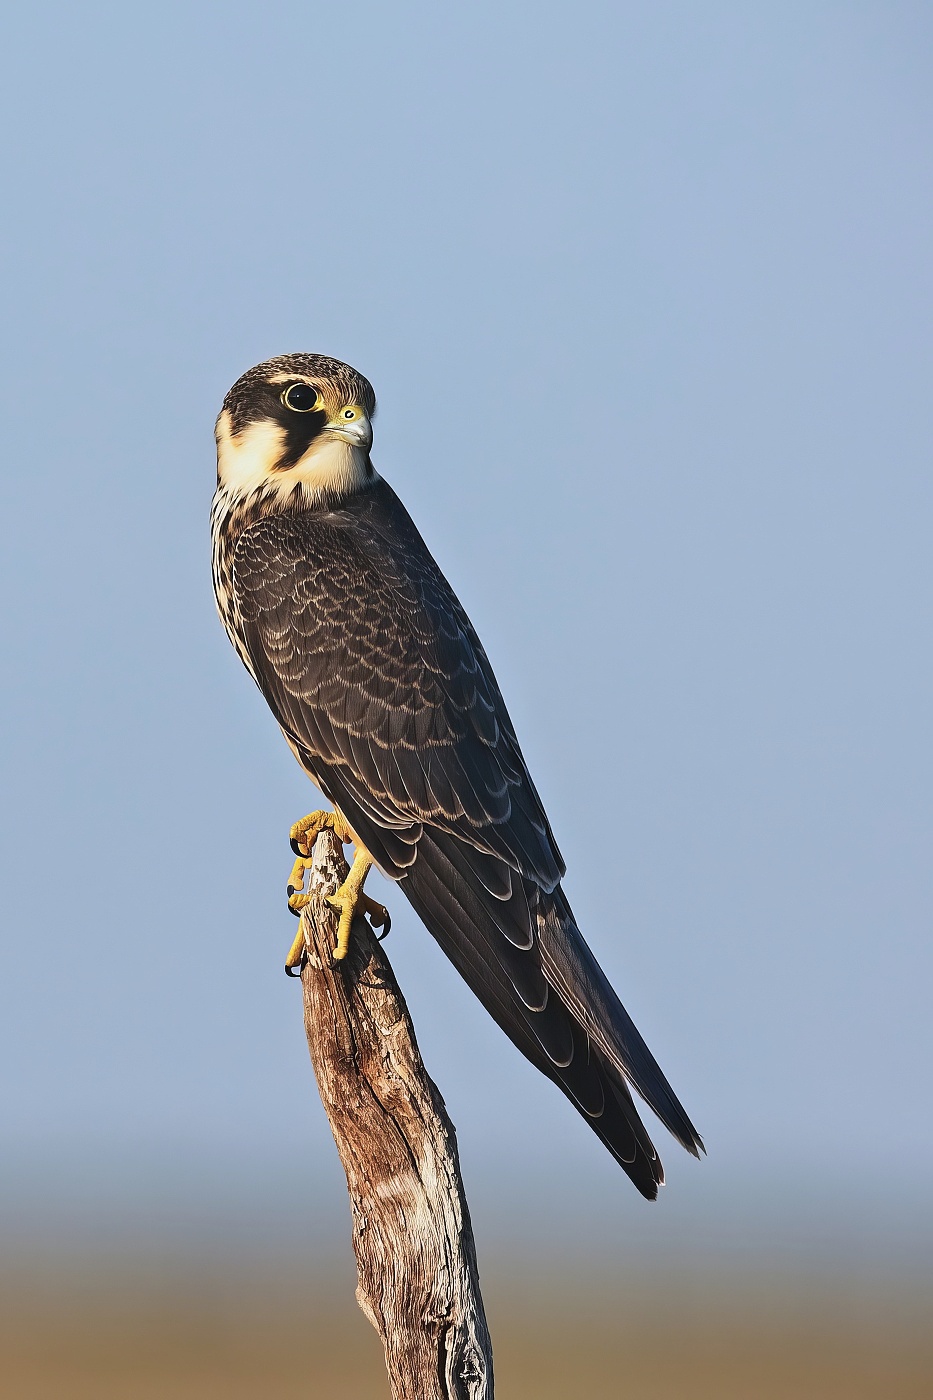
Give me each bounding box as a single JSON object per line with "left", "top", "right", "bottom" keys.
{"left": 343, "top": 407, "right": 358, "bottom": 420}
{"left": 282, "top": 382, "right": 322, "bottom": 412}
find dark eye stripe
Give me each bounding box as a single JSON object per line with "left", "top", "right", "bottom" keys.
{"left": 282, "top": 382, "right": 321, "bottom": 412}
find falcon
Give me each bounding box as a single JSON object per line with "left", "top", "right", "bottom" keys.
{"left": 211, "top": 353, "right": 703, "bottom": 1198}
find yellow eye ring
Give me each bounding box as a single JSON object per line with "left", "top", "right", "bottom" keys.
{"left": 282, "top": 382, "right": 322, "bottom": 413}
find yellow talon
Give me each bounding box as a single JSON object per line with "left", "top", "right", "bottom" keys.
{"left": 284, "top": 807, "right": 390, "bottom": 971}
{"left": 287, "top": 813, "right": 351, "bottom": 916}
{"left": 289, "top": 809, "right": 354, "bottom": 857}
{"left": 359, "top": 894, "right": 391, "bottom": 934}
{"left": 284, "top": 926, "right": 307, "bottom": 977}
{"left": 286, "top": 855, "right": 312, "bottom": 918}
{"left": 326, "top": 889, "right": 391, "bottom": 961}
{"left": 325, "top": 849, "right": 391, "bottom": 961}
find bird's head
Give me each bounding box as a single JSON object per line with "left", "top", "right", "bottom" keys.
{"left": 215, "top": 353, "right": 377, "bottom": 507}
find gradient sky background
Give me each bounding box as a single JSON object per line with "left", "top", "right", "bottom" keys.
{"left": 1, "top": 2, "right": 931, "bottom": 1274}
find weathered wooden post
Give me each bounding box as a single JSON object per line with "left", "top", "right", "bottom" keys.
{"left": 297, "top": 827, "right": 494, "bottom": 1400}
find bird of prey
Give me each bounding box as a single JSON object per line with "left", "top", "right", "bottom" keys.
{"left": 211, "top": 352, "right": 703, "bottom": 1198}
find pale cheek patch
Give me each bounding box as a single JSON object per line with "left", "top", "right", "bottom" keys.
{"left": 216, "top": 413, "right": 287, "bottom": 496}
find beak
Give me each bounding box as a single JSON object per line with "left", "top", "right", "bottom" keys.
{"left": 325, "top": 414, "right": 372, "bottom": 449}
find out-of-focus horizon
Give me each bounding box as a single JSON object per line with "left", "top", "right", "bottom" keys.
{"left": 1, "top": 1, "right": 931, "bottom": 1393}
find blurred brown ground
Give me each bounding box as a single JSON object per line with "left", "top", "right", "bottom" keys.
{"left": 1, "top": 1256, "right": 930, "bottom": 1399}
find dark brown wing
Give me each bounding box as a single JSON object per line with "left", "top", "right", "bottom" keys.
{"left": 232, "top": 481, "right": 702, "bottom": 1194}
{"left": 233, "top": 481, "right": 565, "bottom": 898}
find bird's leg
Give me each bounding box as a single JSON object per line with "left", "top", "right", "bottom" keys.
{"left": 284, "top": 924, "right": 310, "bottom": 977}
{"left": 289, "top": 809, "right": 355, "bottom": 864}
{"left": 285, "top": 809, "right": 390, "bottom": 974}
{"left": 326, "top": 848, "right": 391, "bottom": 961}
{"left": 285, "top": 809, "right": 354, "bottom": 975}
{"left": 286, "top": 809, "right": 354, "bottom": 913}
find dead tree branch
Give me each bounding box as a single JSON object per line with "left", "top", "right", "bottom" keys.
{"left": 297, "top": 828, "right": 494, "bottom": 1400}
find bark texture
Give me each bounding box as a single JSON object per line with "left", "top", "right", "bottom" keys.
{"left": 298, "top": 828, "right": 494, "bottom": 1400}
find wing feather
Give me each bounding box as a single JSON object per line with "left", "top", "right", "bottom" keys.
{"left": 233, "top": 483, "right": 564, "bottom": 888}
{"left": 231, "top": 479, "right": 700, "bottom": 1191}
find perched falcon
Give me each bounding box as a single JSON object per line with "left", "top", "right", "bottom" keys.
{"left": 211, "top": 353, "right": 703, "bottom": 1198}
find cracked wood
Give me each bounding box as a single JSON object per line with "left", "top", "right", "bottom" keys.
{"left": 298, "top": 828, "right": 494, "bottom": 1400}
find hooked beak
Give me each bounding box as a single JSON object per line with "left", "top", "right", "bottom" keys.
{"left": 324, "top": 414, "right": 373, "bottom": 449}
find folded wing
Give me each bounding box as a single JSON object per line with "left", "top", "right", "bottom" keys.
{"left": 232, "top": 483, "right": 702, "bottom": 1194}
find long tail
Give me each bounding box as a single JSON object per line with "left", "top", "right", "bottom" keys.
{"left": 400, "top": 829, "right": 703, "bottom": 1200}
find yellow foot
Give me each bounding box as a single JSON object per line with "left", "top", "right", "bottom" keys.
{"left": 284, "top": 809, "right": 353, "bottom": 977}
{"left": 326, "top": 880, "right": 391, "bottom": 962}
{"left": 284, "top": 810, "right": 390, "bottom": 973}
{"left": 284, "top": 925, "right": 308, "bottom": 979}
{"left": 289, "top": 809, "right": 353, "bottom": 858}
{"left": 287, "top": 809, "right": 354, "bottom": 920}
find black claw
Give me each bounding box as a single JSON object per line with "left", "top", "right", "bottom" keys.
{"left": 373, "top": 912, "right": 391, "bottom": 941}
{"left": 289, "top": 837, "right": 304, "bottom": 857}
{"left": 285, "top": 951, "right": 307, "bottom": 978}
{"left": 288, "top": 900, "right": 301, "bottom": 917}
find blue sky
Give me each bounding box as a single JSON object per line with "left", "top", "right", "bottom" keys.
{"left": 1, "top": 2, "right": 931, "bottom": 1267}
